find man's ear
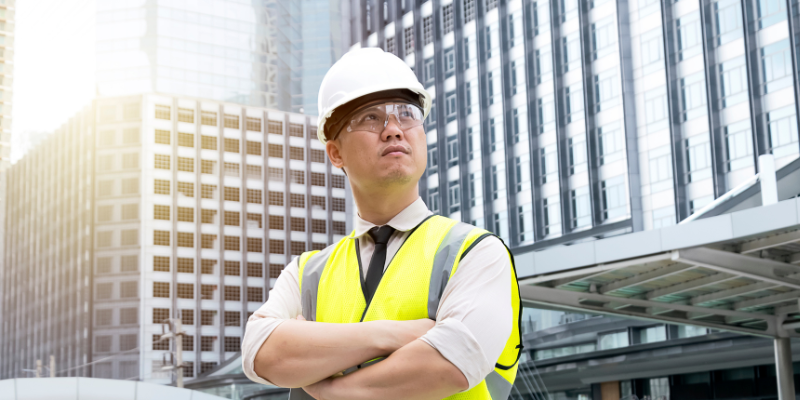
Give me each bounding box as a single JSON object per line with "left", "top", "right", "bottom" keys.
{"left": 326, "top": 140, "right": 344, "bottom": 169}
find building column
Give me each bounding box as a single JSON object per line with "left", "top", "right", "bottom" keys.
{"left": 775, "top": 337, "right": 796, "bottom": 400}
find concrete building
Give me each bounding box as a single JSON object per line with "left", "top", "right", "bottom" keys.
{"left": 0, "top": 93, "right": 352, "bottom": 382}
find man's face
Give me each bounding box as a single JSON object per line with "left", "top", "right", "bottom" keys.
{"left": 326, "top": 101, "right": 427, "bottom": 191}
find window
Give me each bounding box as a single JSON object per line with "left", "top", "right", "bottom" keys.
{"left": 269, "top": 239, "right": 285, "bottom": 254}
{"left": 535, "top": 343, "right": 596, "bottom": 360}
{"left": 224, "top": 138, "right": 240, "bottom": 153}
{"left": 332, "top": 175, "right": 345, "bottom": 189}
{"left": 224, "top": 114, "right": 239, "bottom": 129}
{"left": 202, "top": 311, "right": 217, "bottom": 326}
{"left": 423, "top": 16, "right": 433, "bottom": 46}
{"left": 289, "top": 123, "right": 304, "bottom": 137}
{"left": 118, "top": 334, "right": 137, "bottom": 351}
{"left": 200, "top": 336, "right": 215, "bottom": 352}
{"left": 223, "top": 162, "right": 239, "bottom": 177}
{"left": 224, "top": 211, "right": 240, "bottom": 226}
{"left": 224, "top": 285, "right": 240, "bottom": 301}
{"left": 290, "top": 146, "right": 304, "bottom": 161}
{"left": 96, "top": 336, "right": 112, "bottom": 353}
{"left": 428, "top": 144, "right": 438, "bottom": 172}
{"left": 154, "top": 230, "right": 170, "bottom": 246}
{"left": 310, "top": 172, "right": 325, "bottom": 187}
{"left": 201, "top": 234, "right": 217, "bottom": 249}
{"left": 201, "top": 135, "right": 217, "bottom": 150}
{"left": 224, "top": 261, "right": 240, "bottom": 276}
{"left": 594, "top": 72, "right": 618, "bottom": 112}
{"left": 446, "top": 135, "right": 458, "bottom": 167}
{"left": 543, "top": 196, "right": 561, "bottom": 236}
{"left": 247, "top": 238, "right": 263, "bottom": 253}
{"left": 639, "top": 326, "right": 667, "bottom": 344}
{"left": 761, "top": 39, "right": 793, "bottom": 93}
{"left": 652, "top": 206, "right": 675, "bottom": 229}
{"left": 290, "top": 217, "right": 306, "bottom": 232}
{"left": 201, "top": 259, "right": 216, "bottom": 274}
{"left": 178, "top": 132, "right": 194, "bottom": 148}
{"left": 290, "top": 170, "right": 304, "bottom": 184}
{"left": 247, "top": 262, "right": 263, "bottom": 277}
{"left": 719, "top": 57, "right": 748, "bottom": 108}
{"left": 121, "top": 255, "right": 138, "bottom": 272}
{"left": 332, "top": 198, "right": 346, "bottom": 212}
{"left": 767, "top": 105, "right": 799, "bottom": 159}
{"left": 598, "top": 330, "right": 629, "bottom": 350}
{"left": 247, "top": 189, "right": 262, "bottom": 204}
{"left": 201, "top": 111, "right": 217, "bottom": 126}
{"left": 486, "top": 0, "right": 498, "bottom": 10}
{"left": 247, "top": 287, "right": 263, "bottom": 302}
{"left": 123, "top": 128, "right": 139, "bottom": 143}
{"left": 571, "top": 187, "right": 591, "bottom": 229}
{"left": 463, "top": 0, "right": 476, "bottom": 22}
{"left": 155, "top": 130, "right": 171, "bottom": 145}
{"left": 177, "top": 182, "right": 194, "bottom": 197}
{"left": 386, "top": 36, "right": 396, "bottom": 54}
{"left": 270, "top": 215, "right": 285, "bottom": 230}
{"left": 120, "top": 281, "right": 138, "bottom": 298}
{"left": 269, "top": 263, "right": 285, "bottom": 278}
{"left": 178, "top": 157, "right": 193, "bottom": 172}
{"left": 247, "top": 141, "right": 262, "bottom": 155}
{"left": 224, "top": 336, "right": 240, "bottom": 352}
{"left": 180, "top": 309, "right": 194, "bottom": 325}
{"left": 598, "top": 124, "right": 624, "bottom": 165}
{"left": 565, "top": 84, "right": 584, "bottom": 123}
{"left": 177, "top": 258, "right": 193, "bottom": 273}
{"left": 562, "top": 34, "right": 580, "bottom": 71}
{"left": 291, "top": 241, "right": 306, "bottom": 255}
{"left": 201, "top": 160, "right": 215, "bottom": 175}
{"left": 178, "top": 207, "right": 193, "bottom": 222}
{"left": 182, "top": 335, "right": 194, "bottom": 351}
{"left": 177, "top": 283, "right": 193, "bottom": 299}
{"left": 311, "top": 219, "right": 327, "bottom": 234}
{"left": 155, "top": 105, "right": 171, "bottom": 120}
{"left": 153, "top": 282, "right": 170, "bottom": 298}
{"left": 96, "top": 283, "right": 113, "bottom": 300}
{"left": 601, "top": 176, "right": 627, "bottom": 220}
{"left": 428, "top": 187, "right": 440, "bottom": 213}
{"left": 333, "top": 221, "right": 347, "bottom": 235}
{"left": 224, "top": 187, "right": 239, "bottom": 202}
{"left": 201, "top": 184, "right": 217, "bottom": 199}
{"left": 640, "top": 28, "right": 662, "bottom": 69}
{"left": 312, "top": 196, "right": 326, "bottom": 210}
{"left": 714, "top": 0, "right": 743, "bottom": 45}
{"left": 404, "top": 27, "right": 415, "bottom": 56}
{"left": 97, "top": 205, "right": 113, "bottom": 222}
{"left": 290, "top": 193, "right": 305, "bottom": 208}
{"left": 246, "top": 117, "right": 262, "bottom": 132}
{"left": 310, "top": 149, "right": 326, "bottom": 163}
{"left": 686, "top": 135, "right": 712, "bottom": 182}
{"left": 591, "top": 19, "right": 615, "bottom": 59}
{"left": 491, "top": 164, "right": 505, "bottom": 200}
{"left": 677, "top": 325, "right": 707, "bottom": 338}
{"left": 225, "top": 236, "right": 240, "bottom": 251}
{"left": 446, "top": 92, "right": 457, "bottom": 119}
{"left": 268, "top": 167, "right": 284, "bottom": 181}
{"left": 154, "top": 256, "right": 170, "bottom": 272}
{"left": 122, "top": 153, "right": 139, "bottom": 169}
{"left": 201, "top": 285, "right": 215, "bottom": 300}
{"left": 488, "top": 70, "right": 501, "bottom": 105}
{"left": 448, "top": 180, "right": 460, "bottom": 213}
{"left": 649, "top": 145, "right": 673, "bottom": 193}
{"left": 225, "top": 311, "right": 240, "bottom": 326}
{"left": 155, "top": 154, "right": 170, "bottom": 170}
{"left": 269, "top": 191, "right": 284, "bottom": 206}
{"left": 515, "top": 155, "right": 531, "bottom": 193}
{"left": 757, "top": 0, "right": 787, "bottom": 29}
{"left": 568, "top": 135, "right": 587, "bottom": 175}
{"left": 489, "top": 117, "right": 503, "bottom": 152}
{"left": 246, "top": 165, "right": 261, "bottom": 178}
{"left": 97, "top": 257, "right": 112, "bottom": 274}
{"left": 268, "top": 120, "right": 283, "bottom": 135}
{"left": 677, "top": 13, "right": 702, "bottom": 61}
{"left": 464, "top": 36, "right": 477, "bottom": 70}
{"left": 177, "top": 232, "right": 193, "bottom": 247}
{"left": 540, "top": 145, "right": 557, "bottom": 184}
{"left": 97, "top": 231, "right": 113, "bottom": 247}
{"left": 177, "top": 108, "right": 194, "bottom": 123}
{"left": 201, "top": 363, "right": 217, "bottom": 374}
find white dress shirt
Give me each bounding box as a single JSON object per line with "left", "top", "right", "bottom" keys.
{"left": 241, "top": 197, "right": 513, "bottom": 390}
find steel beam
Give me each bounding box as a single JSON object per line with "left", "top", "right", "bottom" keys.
{"left": 519, "top": 285, "right": 777, "bottom": 337}
{"left": 775, "top": 337, "right": 795, "bottom": 400}
{"left": 740, "top": 230, "right": 800, "bottom": 254}
{"left": 646, "top": 273, "right": 739, "bottom": 300}
{"left": 536, "top": 252, "right": 675, "bottom": 288}
{"left": 691, "top": 280, "right": 793, "bottom": 306}
{"left": 598, "top": 263, "right": 693, "bottom": 294}
{"left": 674, "top": 248, "right": 800, "bottom": 290}
{"left": 734, "top": 290, "right": 800, "bottom": 311}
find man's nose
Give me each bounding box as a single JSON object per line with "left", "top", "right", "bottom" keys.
{"left": 381, "top": 115, "right": 404, "bottom": 140}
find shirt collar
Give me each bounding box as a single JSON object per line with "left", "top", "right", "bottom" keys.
{"left": 352, "top": 197, "right": 432, "bottom": 239}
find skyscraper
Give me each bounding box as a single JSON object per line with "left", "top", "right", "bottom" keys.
{"left": 0, "top": 0, "right": 11, "bottom": 172}
{"left": 0, "top": 94, "right": 352, "bottom": 381}
{"left": 352, "top": 0, "right": 800, "bottom": 248}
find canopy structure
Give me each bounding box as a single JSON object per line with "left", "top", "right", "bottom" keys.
{"left": 515, "top": 176, "right": 800, "bottom": 398}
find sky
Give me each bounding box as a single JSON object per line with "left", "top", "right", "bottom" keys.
{"left": 11, "top": 0, "right": 97, "bottom": 162}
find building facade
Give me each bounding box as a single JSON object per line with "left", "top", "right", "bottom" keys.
{"left": 0, "top": 94, "right": 352, "bottom": 381}
{"left": 353, "top": 0, "right": 800, "bottom": 399}
{"left": 96, "top": 0, "right": 349, "bottom": 112}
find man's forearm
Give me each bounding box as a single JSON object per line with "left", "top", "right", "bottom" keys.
{"left": 305, "top": 339, "right": 469, "bottom": 400}
{"left": 253, "top": 318, "right": 433, "bottom": 388}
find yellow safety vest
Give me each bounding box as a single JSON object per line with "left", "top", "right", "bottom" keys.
{"left": 289, "top": 215, "right": 522, "bottom": 400}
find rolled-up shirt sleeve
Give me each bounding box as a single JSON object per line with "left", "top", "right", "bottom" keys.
{"left": 241, "top": 259, "right": 302, "bottom": 386}
{"left": 418, "top": 236, "right": 513, "bottom": 390}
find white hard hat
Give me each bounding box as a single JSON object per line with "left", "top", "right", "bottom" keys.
{"left": 316, "top": 47, "right": 432, "bottom": 143}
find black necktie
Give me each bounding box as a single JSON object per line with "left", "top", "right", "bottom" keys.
{"left": 365, "top": 225, "right": 396, "bottom": 304}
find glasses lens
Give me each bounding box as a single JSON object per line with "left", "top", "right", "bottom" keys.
{"left": 393, "top": 104, "right": 424, "bottom": 129}
{"left": 348, "top": 106, "right": 388, "bottom": 133}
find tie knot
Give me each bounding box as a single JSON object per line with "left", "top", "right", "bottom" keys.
{"left": 368, "top": 225, "right": 396, "bottom": 245}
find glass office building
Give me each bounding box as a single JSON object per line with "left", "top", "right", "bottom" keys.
{"left": 352, "top": 0, "right": 800, "bottom": 398}
{"left": 96, "top": 0, "right": 349, "bottom": 112}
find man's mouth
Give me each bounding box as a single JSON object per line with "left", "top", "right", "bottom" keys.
{"left": 382, "top": 145, "right": 410, "bottom": 156}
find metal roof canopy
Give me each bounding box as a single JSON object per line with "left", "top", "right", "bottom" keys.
{"left": 515, "top": 157, "right": 798, "bottom": 398}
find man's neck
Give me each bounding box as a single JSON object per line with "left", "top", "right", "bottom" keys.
{"left": 352, "top": 184, "right": 419, "bottom": 226}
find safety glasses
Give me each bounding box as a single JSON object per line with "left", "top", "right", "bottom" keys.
{"left": 334, "top": 102, "right": 425, "bottom": 140}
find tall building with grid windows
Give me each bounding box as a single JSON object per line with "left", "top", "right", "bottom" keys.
{"left": 352, "top": 0, "right": 800, "bottom": 256}
{"left": 0, "top": 94, "right": 352, "bottom": 381}
{"left": 0, "top": 0, "right": 14, "bottom": 303}
{"left": 353, "top": 0, "right": 800, "bottom": 399}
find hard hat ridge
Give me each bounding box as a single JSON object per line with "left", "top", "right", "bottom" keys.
{"left": 317, "top": 47, "right": 432, "bottom": 143}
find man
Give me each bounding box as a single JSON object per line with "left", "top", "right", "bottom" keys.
{"left": 242, "top": 47, "right": 522, "bottom": 400}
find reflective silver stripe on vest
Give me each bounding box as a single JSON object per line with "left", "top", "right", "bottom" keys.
{"left": 300, "top": 245, "right": 336, "bottom": 322}
{"left": 427, "top": 222, "right": 476, "bottom": 320}
{"left": 485, "top": 370, "right": 513, "bottom": 400}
